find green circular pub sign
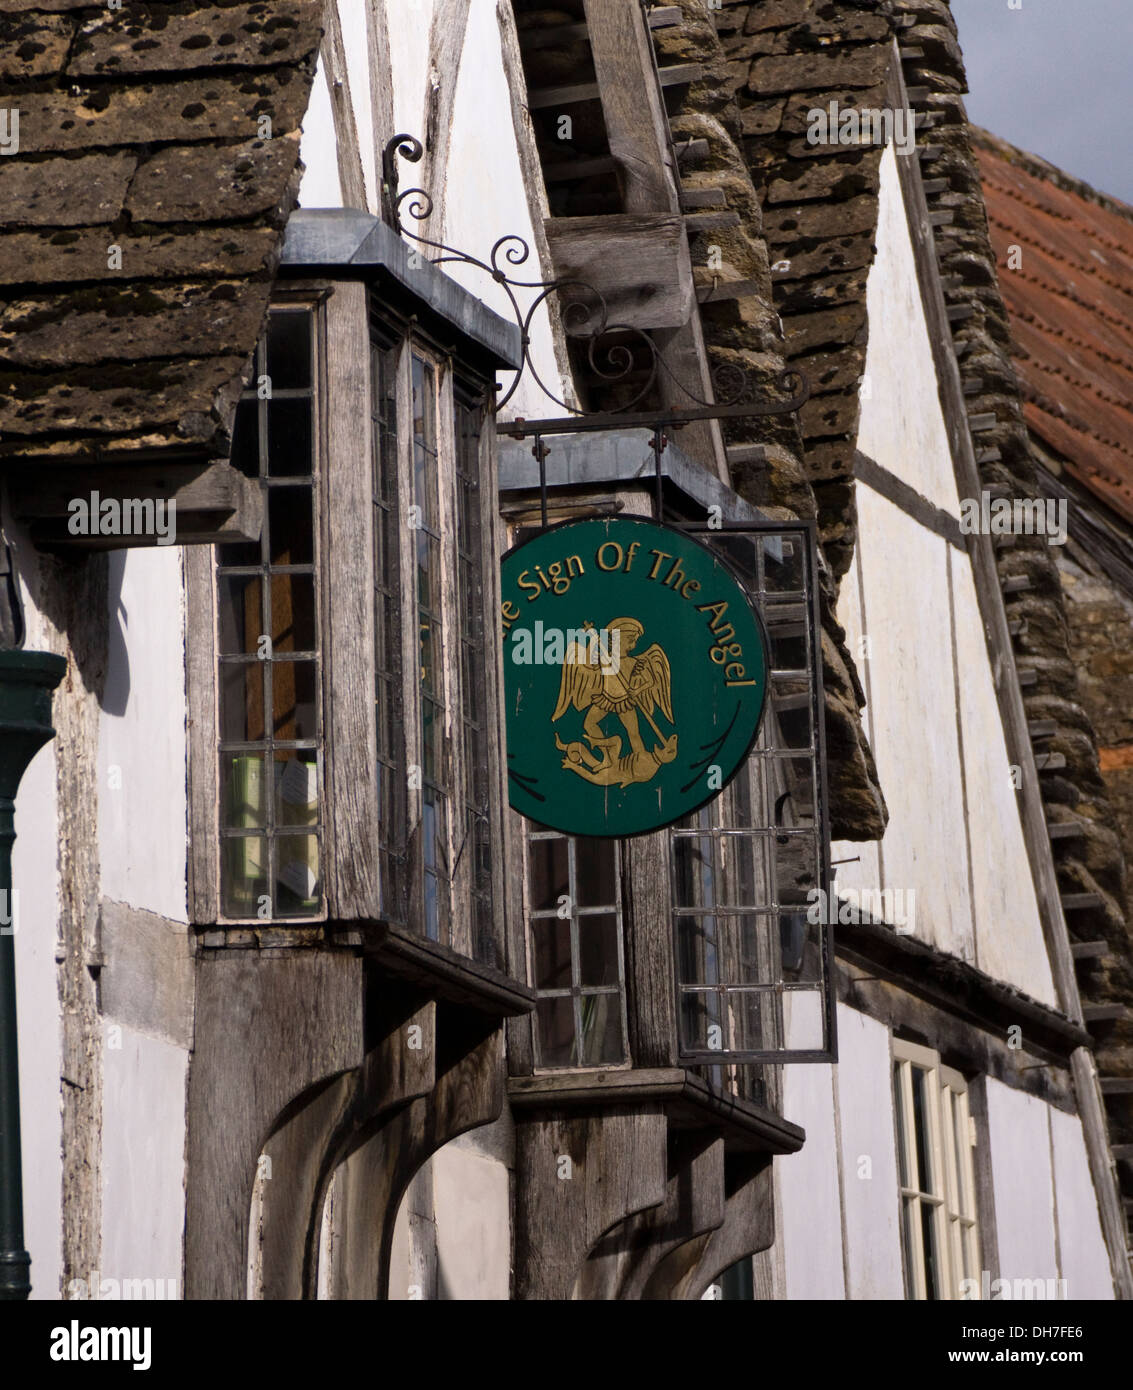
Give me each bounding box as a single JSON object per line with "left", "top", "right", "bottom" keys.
{"left": 501, "top": 516, "right": 769, "bottom": 837}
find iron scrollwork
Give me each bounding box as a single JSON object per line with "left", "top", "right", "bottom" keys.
{"left": 380, "top": 132, "right": 809, "bottom": 423}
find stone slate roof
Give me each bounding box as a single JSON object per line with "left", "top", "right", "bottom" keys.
{"left": 0, "top": 0, "right": 324, "bottom": 463}
{"left": 974, "top": 130, "right": 1133, "bottom": 528}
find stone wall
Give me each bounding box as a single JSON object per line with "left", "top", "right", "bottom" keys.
{"left": 652, "top": 0, "right": 889, "bottom": 840}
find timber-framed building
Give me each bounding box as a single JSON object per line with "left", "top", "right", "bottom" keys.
{"left": 1, "top": 0, "right": 1130, "bottom": 1301}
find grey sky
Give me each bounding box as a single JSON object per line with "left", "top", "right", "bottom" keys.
{"left": 949, "top": 0, "right": 1132, "bottom": 204}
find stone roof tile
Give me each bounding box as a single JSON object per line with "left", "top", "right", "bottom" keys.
{"left": 0, "top": 1, "right": 323, "bottom": 463}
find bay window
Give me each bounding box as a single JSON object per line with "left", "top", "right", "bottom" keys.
{"left": 189, "top": 277, "right": 513, "bottom": 987}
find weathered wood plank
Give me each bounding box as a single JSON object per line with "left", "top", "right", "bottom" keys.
{"left": 582, "top": 0, "right": 680, "bottom": 214}
{"left": 527, "top": 65, "right": 705, "bottom": 111}
{"left": 324, "top": 282, "right": 381, "bottom": 918}
{"left": 579, "top": 1131, "right": 725, "bottom": 1299}
{"left": 684, "top": 209, "right": 741, "bottom": 232}
{"left": 660, "top": 1154, "right": 774, "bottom": 1300}
{"left": 1083, "top": 1004, "right": 1126, "bottom": 1022}
{"left": 184, "top": 950, "right": 363, "bottom": 1298}
{"left": 680, "top": 186, "right": 727, "bottom": 209}
{"left": 185, "top": 544, "right": 219, "bottom": 924}
{"left": 544, "top": 154, "right": 621, "bottom": 184}
{"left": 513, "top": 1107, "right": 667, "bottom": 1299}
{"left": 15, "top": 459, "right": 262, "bottom": 550}
{"left": 366, "top": 0, "right": 396, "bottom": 204}
{"left": 1071, "top": 940, "right": 1110, "bottom": 960}
{"left": 331, "top": 1017, "right": 503, "bottom": 1298}
{"left": 625, "top": 833, "right": 680, "bottom": 1068}
{"left": 1071, "top": 1048, "right": 1133, "bottom": 1298}
{"left": 544, "top": 213, "right": 694, "bottom": 332}
{"left": 1061, "top": 892, "right": 1105, "bottom": 912}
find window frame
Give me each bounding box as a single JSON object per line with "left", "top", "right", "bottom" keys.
{"left": 213, "top": 299, "right": 326, "bottom": 923}
{"left": 187, "top": 279, "right": 512, "bottom": 980}
{"left": 525, "top": 829, "right": 630, "bottom": 1072}
{"left": 892, "top": 1038, "right": 981, "bottom": 1301}
{"left": 673, "top": 522, "right": 834, "bottom": 1066}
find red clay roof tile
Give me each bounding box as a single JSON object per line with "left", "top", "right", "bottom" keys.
{"left": 975, "top": 139, "right": 1133, "bottom": 525}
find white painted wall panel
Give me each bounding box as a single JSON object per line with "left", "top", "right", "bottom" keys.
{"left": 432, "top": 1143, "right": 511, "bottom": 1299}
{"left": 298, "top": 57, "right": 343, "bottom": 208}
{"left": 1049, "top": 1107, "right": 1114, "bottom": 1299}
{"left": 100, "top": 1023, "right": 187, "bottom": 1296}
{"left": 779, "top": 1064, "right": 846, "bottom": 1299}
{"left": 441, "top": 0, "right": 566, "bottom": 418}
{"left": 835, "top": 1005, "right": 904, "bottom": 1298}
{"left": 851, "top": 489, "right": 975, "bottom": 960}
{"left": 950, "top": 554, "right": 1055, "bottom": 1003}
{"left": 387, "top": 0, "right": 436, "bottom": 148}
{"left": 98, "top": 550, "right": 188, "bottom": 923}
{"left": 852, "top": 139, "right": 1054, "bottom": 1003}
{"left": 14, "top": 740, "right": 62, "bottom": 1300}
{"left": 985, "top": 1079, "right": 1058, "bottom": 1286}
{"left": 858, "top": 143, "right": 961, "bottom": 515}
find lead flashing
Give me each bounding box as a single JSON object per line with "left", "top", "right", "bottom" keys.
{"left": 280, "top": 209, "right": 523, "bottom": 371}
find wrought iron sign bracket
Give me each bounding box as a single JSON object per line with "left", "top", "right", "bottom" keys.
{"left": 380, "top": 132, "right": 810, "bottom": 528}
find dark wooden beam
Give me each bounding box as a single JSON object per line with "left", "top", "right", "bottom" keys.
{"left": 527, "top": 63, "right": 704, "bottom": 111}
{"left": 15, "top": 458, "right": 262, "bottom": 549}
{"left": 544, "top": 212, "right": 694, "bottom": 331}
{"left": 1083, "top": 1004, "right": 1127, "bottom": 1023}
{"left": 1048, "top": 821, "right": 1086, "bottom": 840}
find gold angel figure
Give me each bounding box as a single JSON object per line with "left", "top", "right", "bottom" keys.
{"left": 552, "top": 616, "right": 678, "bottom": 788}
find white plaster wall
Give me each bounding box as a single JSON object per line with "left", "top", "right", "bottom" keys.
{"left": 830, "top": 543, "right": 882, "bottom": 899}
{"left": 1048, "top": 1107, "right": 1114, "bottom": 1299}
{"left": 834, "top": 1005, "right": 904, "bottom": 1299}
{"left": 387, "top": 1183, "right": 411, "bottom": 1300}
{"left": 432, "top": 1142, "right": 511, "bottom": 1299}
{"left": 297, "top": 0, "right": 569, "bottom": 416}
{"left": 984, "top": 1079, "right": 1058, "bottom": 1286}
{"left": 100, "top": 1023, "right": 187, "bottom": 1295}
{"left": 439, "top": 2, "right": 565, "bottom": 419}
{"left": 340, "top": 0, "right": 377, "bottom": 212}
{"left": 779, "top": 1064, "right": 846, "bottom": 1298}
{"left": 97, "top": 549, "right": 188, "bottom": 924}
{"left": 387, "top": 0, "right": 435, "bottom": 147}
{"left": 847, "top": 140, "right": 1054, "bottom": 1000}
{"left": 298, "top": 54, "right": 344, "bottom": 208}
{"left": 950, "top": 555, "right": 1055, "bottom": 1004}
{"left": 858, "top": 143, "right": 960, "bottom": 514}
{"left": 847, "top": 489, "right": 975, "bottom": 960}
{"left": 13, "top": 740, "right": 62, "bottom": 1300}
